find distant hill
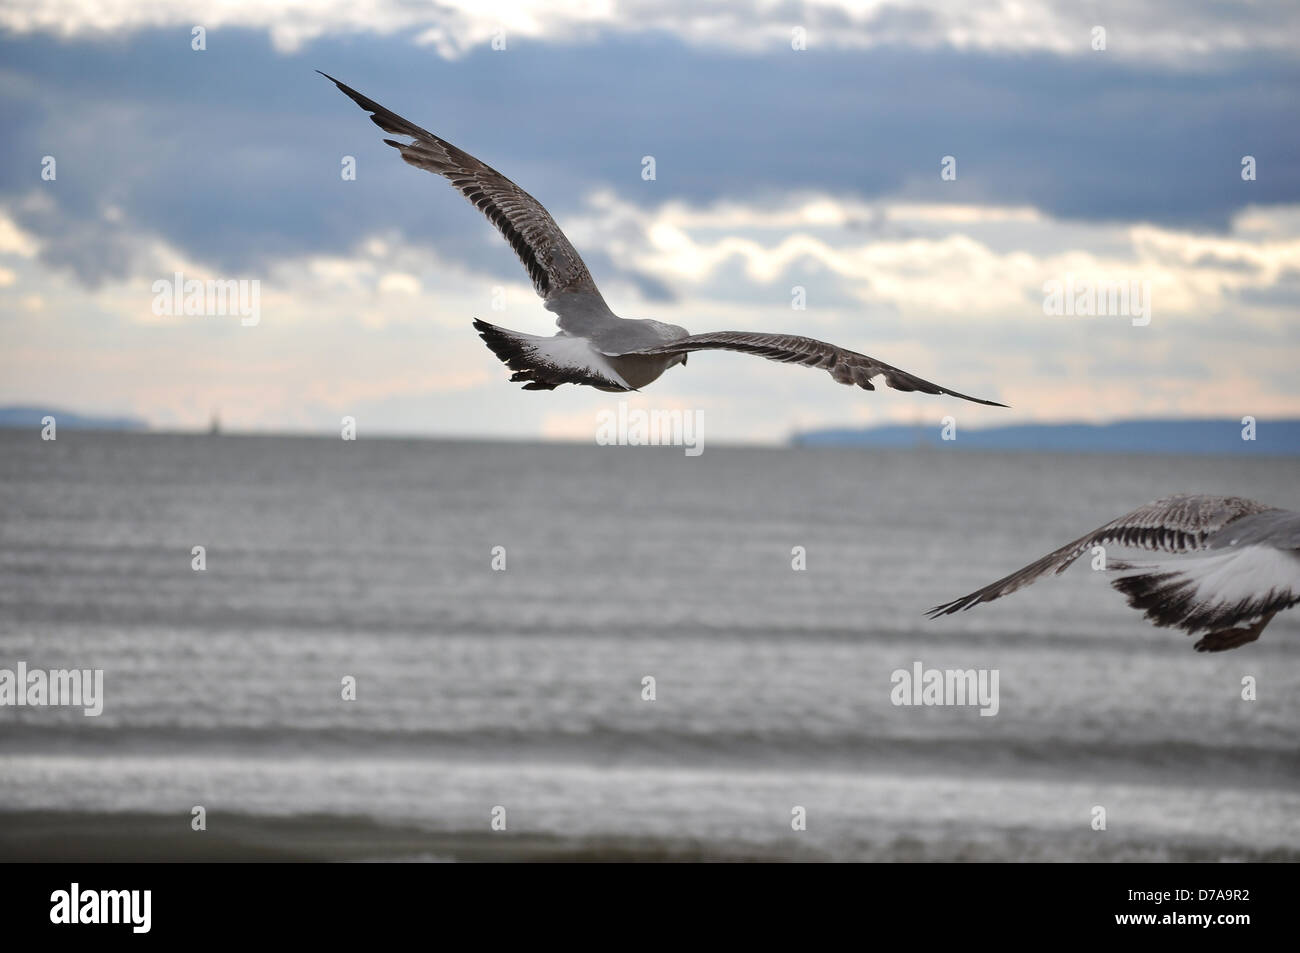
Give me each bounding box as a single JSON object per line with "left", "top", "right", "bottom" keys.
{"left": 791, "top": 418, "right": 1300, "bottom": 456}
{"left": 0, "top": 406, "right": 148, "bottom": 432}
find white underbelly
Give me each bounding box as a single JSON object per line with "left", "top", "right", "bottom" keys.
{"left": 607, "top": 353, "right": 683, "bottom": 389}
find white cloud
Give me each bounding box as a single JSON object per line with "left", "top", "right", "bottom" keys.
{"left": 377, "top": 271, "right": 421, "bottom": 295}
{"left": 4, "top": 191, "right": 1300, "bottom": 442}
{"left": 0, "top": 212, "right": 39, "bottom": 257}
{"left": 565, "top": 192, "right": 1300, "bottom": 327}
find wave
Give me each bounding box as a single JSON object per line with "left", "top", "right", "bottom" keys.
{"left": 4, "top": 723, "right": 1295, "bottom": 789}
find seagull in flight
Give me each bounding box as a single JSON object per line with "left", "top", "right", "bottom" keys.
{"left": 320, "top": 73, "right": 1005, "bottom": 406}
{"left": 928, "top": 494, "right": 1300, "bottom": 652}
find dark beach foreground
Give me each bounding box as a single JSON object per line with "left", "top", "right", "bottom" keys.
{"left": 0, "top": 810, "right": 825, "bottom": 863}
{"left": 3, "top": 810, "right": 1296, "bottom": 863}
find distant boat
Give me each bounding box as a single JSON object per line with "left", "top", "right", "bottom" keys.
{"left": 209, "top": 413, "right": 221, "bottom": 436}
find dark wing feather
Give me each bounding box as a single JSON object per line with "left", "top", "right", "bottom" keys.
{"left": 927, "top": 494, "right": 1279, "bottom": 617}
{"left": 620, "top": 331, "right": 1006, "bottom": 407}
{"left": 320, "top": 72, "right": 604, "bottom": 313}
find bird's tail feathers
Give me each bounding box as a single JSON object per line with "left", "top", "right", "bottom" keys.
{"left": 1109, "top": 547, "right": 1300, "bottom": 635}
{"left": 472, "top": 319, "right": 632, "bottom": 392}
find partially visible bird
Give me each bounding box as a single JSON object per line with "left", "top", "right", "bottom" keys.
{"left": 928, "top": 494, "right": 1300, "bottom": 651}
{"left": 320, "top": 72, "right": 1005, "bottom": 406}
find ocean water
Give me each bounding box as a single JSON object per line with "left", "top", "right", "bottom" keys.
{"left": 0, "top": 430, "right": 1297, "bottom": 861}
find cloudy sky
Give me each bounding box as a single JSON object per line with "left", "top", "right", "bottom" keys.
{"left": 1, "top": 1, "right": 1298, "bottom": 442}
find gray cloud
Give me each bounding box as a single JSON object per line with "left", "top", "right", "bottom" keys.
{"left": 0, "top": 28, "right": 1297, "bottom": 291}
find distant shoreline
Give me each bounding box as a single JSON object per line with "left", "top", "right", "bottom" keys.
{"left": 0, "top": 406, "right": 147, "bottom": 433}
{"left": 4, "top": 411, "right": 1300, "bottom": 457}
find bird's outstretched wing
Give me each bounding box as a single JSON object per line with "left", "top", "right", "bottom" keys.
{"left": 620, "top": 331, "right": 1006, "bottom": 406}
{"left": 927, "top": 494, "right": 1278, "bottom": 617}
{"left": 319, "top": 72, "right": 608, "bottom": 328}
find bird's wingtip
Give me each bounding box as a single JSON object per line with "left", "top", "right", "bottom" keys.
{"left": 947, "top": 388, "right": 1008, "bottom": 408}
{"left": 317, "top": 71, "right": 368, "bottom": 105}
{"left": 926, "top": 597, "right": 970, "bottom": 618}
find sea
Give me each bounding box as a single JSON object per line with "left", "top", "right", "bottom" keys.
{"left": 1, "top": 429, "right": 1297, "bottom": 861}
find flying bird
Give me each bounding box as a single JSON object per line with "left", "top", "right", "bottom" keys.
{"left": 928, "top": 494, "right": 1300, "bottom": 651}
{"left": 320, "top": 73, "right": 1005, "bottom": 406}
